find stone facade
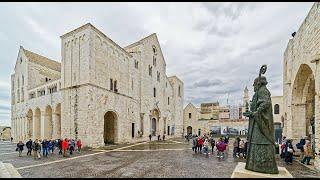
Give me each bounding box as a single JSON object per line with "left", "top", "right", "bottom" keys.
{"left": 283, "top": 2, "right": 320, "bottom": 170}
{"left": 11, "top": 23, "right": 184, "bottom": 147}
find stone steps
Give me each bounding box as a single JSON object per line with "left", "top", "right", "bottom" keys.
{"left": 0, "top": 161, "right": 22, "bottom": 178}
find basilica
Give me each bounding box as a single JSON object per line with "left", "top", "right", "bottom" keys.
{"left": 11, "top": 23, "right": 184, "bottom": 147}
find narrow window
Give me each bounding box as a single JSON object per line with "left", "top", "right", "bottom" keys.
{"left": 114, "top": 80, "right": 117, "bottom": 92}
{"left": 178, "top": 85, "right": 181, "bottom": 97}
{"left": 274, "top": 104, "right": 280, "bottom": 114}
{"left": 189, "top": 113, "right": 191, "bottom": 118}
{"left": 22, "top": 75, "right": 24, "bottom": 86}
{"left": 132, "top": 123, "right": 135, "bottom": 138}
{"left": 154, "top": 87, "right": 156, "bottom": 97}
{"left": 168, "top": 97, "right": 170, "bottom": 105}
{"left": 153, "top": 56, "right": 156, "bottom": 66}
{"left": 110, "top": 79, "right": 113, "bottom": 90}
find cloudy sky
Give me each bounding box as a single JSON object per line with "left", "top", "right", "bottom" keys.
{"left": 0, "top": 2, "right": 314, "bottom": 126}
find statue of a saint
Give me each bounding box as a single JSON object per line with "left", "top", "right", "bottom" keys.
{"left": 243, "top": 65, "right": 279, "bottom": 174}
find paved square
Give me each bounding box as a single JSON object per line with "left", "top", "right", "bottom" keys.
{"left": 1, "top": 139, "right": 319, "bottom": 178}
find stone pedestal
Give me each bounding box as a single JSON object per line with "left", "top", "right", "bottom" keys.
{"left": 231, "top": 162, "right": 293, "bottom": 178}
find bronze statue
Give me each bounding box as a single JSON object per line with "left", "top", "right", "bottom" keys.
{"left": 243, "top": 65, "right": 279, "bottom": 174}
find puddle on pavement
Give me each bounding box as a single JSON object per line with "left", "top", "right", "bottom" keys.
{"left": 122, "top": 143, "right": 189, "bottom": 150}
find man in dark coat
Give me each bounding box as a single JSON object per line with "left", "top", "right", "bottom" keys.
{"left": 26, "top": 139, "right": 33, "bottom": 156}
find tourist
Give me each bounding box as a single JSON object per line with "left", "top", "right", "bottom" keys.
{"left": 192, "top": 135, "right": 197, "bottom": 152}
{"left": 11, "top": 137, "right": 13, "bottom": 142}
{"left": 224, "top": 135, "right": 229, "bottom": 144}
{"left": 76, "top": 139, "right": 82, "bottom": 152}
{"left": 203, "top": 138, "right": 209, "bottom": 156}
{"left": 69, "top": 139, "right": 75, "bottom": 155}
{"left": 26, "top": 139, "right": 33, "bottom": 156}
{"left": 62, "top": 138, "right": 69, "bottom": 157}
{"left": 149, "top": 134, "right": 152, "bottom": 141}
{"left": 158, "top": 134, "right": 160, "bottom": 141}
{"left": 301, "top": 140, "right": 312, "bottom": 165}
{"left": 243, "top": 139, "right": 248, "bottom": 159}
{"left": 197, "top": 136, "right": 204, "bottom": 153}
{"left": 296, "top": 136, "right": 307, "bottom": 161}
{"left": 216, "top": 137, "right": 226, "bottom": 158}
{"left": 48, "top": 140, "right": 54, "bottom": 154}
{"left": 162, "top": 134, "right": 165, "bottom": 141}
{"left": 280, "top": 136, "right": 287, "bottom": 159}
{"left": 16, "top": 141, "right": 25, "bottom": 157}
{"left": 285, "top": 139, "right": 295, "bottom": 165}
{"left": 41, "top": 139, "right": 49, "bottom": 157}
{"left": 210, "top": 136, "right": 215, "bottom": 153}
{"left": 58, "top": 139, "right": 63, "bottom": 155}
{"left": 233, "top": 138, "right": 239, "bottom": 158}
{"left": 32, "top": 139, "right": 41, "bottom": 159}
{"left": 239, "top": 139, "right": 245, "bottom": 158}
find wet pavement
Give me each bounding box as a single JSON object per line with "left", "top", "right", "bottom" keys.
{"left": 1, "top": 139, "right": 319, "bottom": 178}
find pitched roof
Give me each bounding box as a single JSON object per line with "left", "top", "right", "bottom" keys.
{"left": 22, "top": 48, "right": 61, "bottom": 72}
{"left": 124, "top": 33, "right": 155, "bottom": 50}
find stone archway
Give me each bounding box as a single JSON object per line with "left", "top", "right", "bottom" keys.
{"left": 151, "top": 109, "right": 160, "bottom": 136}
{"left": 27, "top": 109, "right": 33, "bottom": 139}
{"left": 187, "top": 126, "right": 192, "bottom": 135}
{"left": 34, "top": 108, "right": 41, "bottom": 139}
{"left": 45, "top": 106, "right": 53, "bottom": 139}
{"left": 291, "top": 64, "right": 315, "bottom": 139}
{"left": 104, "top": 111, "right": 117, "bottom": 144}
{"left": 55, "top": 104, "right": 61, "bottom": 139}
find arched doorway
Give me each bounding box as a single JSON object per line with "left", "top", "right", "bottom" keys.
{"left": 291, "top": 64, "right": 315, "bottom": 139}
{"left": 187, "top": 126, "right": 192, "bottom": 135}
{"left": 152, "top": 118, "right": 156, "bottom": 136}
{"left": 104, "top": 111, "right": 117, "bottom": 144}
{"left": 55, "top": 104, "right": 61, "bottom": 139}
{"left": 34, "top": 108, "right": 41, "bottom": 139}
{"left": 27, "top": 109, "right": 33, "bottom": 139}
{"left": 151, "top": 109, "right": 160, "bottom": 136}
{"left": 45, "top": 106, "right": 53, "bottom": 139}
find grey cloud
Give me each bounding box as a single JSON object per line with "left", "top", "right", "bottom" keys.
{"left": 202, "top": 2, "right": 255, "bottom": 21}
{"left": 193, "top": 79, "right": 223, "bottom": 88}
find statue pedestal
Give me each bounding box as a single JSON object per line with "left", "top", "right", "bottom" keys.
{"left": 231, "top": 162, "right": 293, "bottom": 178}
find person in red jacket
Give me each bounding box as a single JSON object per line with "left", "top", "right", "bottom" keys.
{"left": 197, "top": 137, "right": 204, "bottom": 153}
{"left": 76, "top": 139, "right": 82, "bottom": 153}
{"left": 62, "top": 138, "right": 69, "bottom": 157}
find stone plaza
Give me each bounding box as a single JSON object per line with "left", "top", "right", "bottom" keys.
{"left": 1, "top": 138, "right": 319, "bottom": 178}
{"left": 5, "top": 2, "right": 320, "bottom": 178}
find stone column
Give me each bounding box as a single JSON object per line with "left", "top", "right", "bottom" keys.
{"left": 314, "top": 95, "right": 320, "bottom": 171}
{"left": 41, "top": 112, "right": 46, "bottom": 140}
{"left": 32, "top": 112, "right": 36, "bottom": 140}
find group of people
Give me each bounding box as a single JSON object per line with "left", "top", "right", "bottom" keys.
{"left": 190, "top": 134, "right": 229, "bottom": 158}
{"left": 16, "top": 138, "right": 82, "bottom": 159}
{"left": 148, "top": 134, "right": 165, "bottom": 141}
{"left": 232, "top": 137, "right": 247, "bottom": 159}
{"left": 280, "top": 136, "right": 313, "bottom": 165}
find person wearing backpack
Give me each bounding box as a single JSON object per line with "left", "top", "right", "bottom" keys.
{"left": 16, "top": 141, "right": 25, "bottom": 157}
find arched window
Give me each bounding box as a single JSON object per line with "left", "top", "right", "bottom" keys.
{"left": 152, "top": 45, "right": 157, "bottom": 55}
{"left": 153, "top": 87, "right": 156, "bottom": 97}
{"left": 274, "top": 104, "right": 280, "bottom": 114}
